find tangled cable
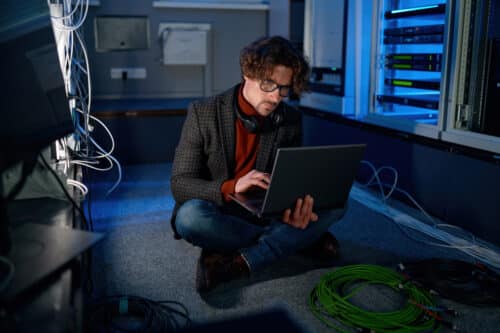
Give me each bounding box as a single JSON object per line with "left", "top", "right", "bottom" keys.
{"left": 309, "top": 264, "right": 446, "bottom": 333}
{"left": 355, "top": 160, "right": 500, "bottom": 270}
{"left": 400, "top": 259, "right": 500, "bottom": 306}
{"left": 86, "top": 295, "right": 191, "bottom": 332}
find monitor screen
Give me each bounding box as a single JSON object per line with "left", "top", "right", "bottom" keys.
{"left": 0, "top": 21, "right": 74, "bottom": 169}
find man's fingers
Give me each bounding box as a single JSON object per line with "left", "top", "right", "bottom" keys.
{"left": 282, "top": 209, "right": 291, "bottom": 223}
{"left": 251, "top": 172, "right": 271, "bottom": 184}
{"left": 281, "top": 196, "right": 318, "bottom": 228}
{"left": 301, "top": 195, "right": 313, "bottom": 215}
{"left": 293, "top": 198, "right": 303, "bottom": 221}
{"left": 251, "top": 179, "right": 269, "bottom": 190}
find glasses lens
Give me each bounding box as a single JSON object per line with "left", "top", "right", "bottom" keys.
{"left": 260, "top": 80, "right": 277, "bottom": 92}
{"left": 260, "top": 79, "right": 291, "bottom": 97}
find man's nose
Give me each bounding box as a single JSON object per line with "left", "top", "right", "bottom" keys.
{"left": 269, "top": 89, "right": 282, "bottom": 102}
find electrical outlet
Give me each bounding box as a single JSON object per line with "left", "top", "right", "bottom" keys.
{"left": 110, "top": 67, "right": 147, "bottom": 79}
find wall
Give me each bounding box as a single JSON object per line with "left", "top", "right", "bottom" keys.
{"left": 83, "top": 1, "right": 268, "bottom": 99}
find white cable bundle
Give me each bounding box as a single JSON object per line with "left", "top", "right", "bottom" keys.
{"left": 48, "top": 0, "right": 121, "bottom": 196}
{"left": 353, "top": 160, "right": 500, "bottom": 270}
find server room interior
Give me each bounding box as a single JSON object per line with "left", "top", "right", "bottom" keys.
{"left": 1, "top": 1, "right": 500, "bottom": 333}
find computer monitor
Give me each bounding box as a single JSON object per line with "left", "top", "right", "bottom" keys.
{"left": 0, "top": 19, "right": 74, "bottom": 254}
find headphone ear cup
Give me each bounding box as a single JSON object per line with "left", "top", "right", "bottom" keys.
{"left": 235, "top": 106, "right": 260, "bottom": 133}
{"left": 275, "top": 110, "right": 283, "bottom": 126}
{"left": 234, "top": 90, "right": 260, "bottom": 133}
{"left": 271, "top": 108, "right": 284, "bottom": 127}
{"left": 242, "top": 115, "right": 259, "bottom": 133}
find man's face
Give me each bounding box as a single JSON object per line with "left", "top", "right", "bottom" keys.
{"left": 242, "top": 65, "right": 293, "bottom": 117}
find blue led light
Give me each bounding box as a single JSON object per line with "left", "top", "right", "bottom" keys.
{"left": 390, "top": 5, "right": 438, "bottom": 15}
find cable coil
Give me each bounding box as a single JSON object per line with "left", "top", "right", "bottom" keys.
{"left": 309, "top": 264, "right": 443, "bottom": 332}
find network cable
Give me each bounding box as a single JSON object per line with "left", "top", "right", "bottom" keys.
{"left": 354, "top": 160, "right": 500, "bottom": 270}
{"left": 86, "top": 295, "right": 191, "bottom": 332}
{"left": 309, "top": 264, "right": 448, "bottom": 332}
{"left": 48, "top": 0, "right": 122, "bottom": 198}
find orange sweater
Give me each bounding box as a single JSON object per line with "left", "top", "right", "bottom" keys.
{"left": 221, "top": 85, "right": 262, "bottom": 201}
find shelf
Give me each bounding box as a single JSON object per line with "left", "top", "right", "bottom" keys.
{"left": 152, "top": 1, "right": 269, "bottom": 10}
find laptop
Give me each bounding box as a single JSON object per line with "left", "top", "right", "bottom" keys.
{"left": 229, "top": 144, "right": 366, "bottom": 218}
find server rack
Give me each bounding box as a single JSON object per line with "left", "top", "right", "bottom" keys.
{"left": 368, "top": 0, "right": 453, "bottom": 138}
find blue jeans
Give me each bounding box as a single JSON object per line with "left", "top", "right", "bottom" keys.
{"left": 174, "top": 199, "right": 346, "bottom": 272}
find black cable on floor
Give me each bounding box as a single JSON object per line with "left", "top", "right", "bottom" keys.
{"left": 400, "top": 258, "right": 500, "bottom": 306}
{"left": 85, "top": 295, "right": 191, "bottom": 332}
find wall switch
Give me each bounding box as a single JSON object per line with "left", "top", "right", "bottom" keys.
{"left": 110, "top": 67, "right": 147, "bottom": 79}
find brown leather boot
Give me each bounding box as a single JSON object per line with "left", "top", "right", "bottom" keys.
{"left": 196, "top": 250, "right": 250, "bottom": 292}
{"left": 299, "top": 232, "right": 340, "bottom": 260}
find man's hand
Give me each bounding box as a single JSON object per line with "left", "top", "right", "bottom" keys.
{"left": 282, "top": 195, "right": 318, "bottom": 229}
{"left": 235, "top": 169, "right": 271, "bottom": 193}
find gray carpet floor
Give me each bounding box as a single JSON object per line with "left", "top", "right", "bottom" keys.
{"left": 87, "top": 163, "right": 500, "bottom": 332}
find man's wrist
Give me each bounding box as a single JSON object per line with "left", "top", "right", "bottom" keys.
{"left": 221, "top": 179, "right": 236, "bottom": 202}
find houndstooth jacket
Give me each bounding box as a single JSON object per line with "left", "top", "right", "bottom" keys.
{"left": 170, "top": 84, "right": 302, "bottom": 237}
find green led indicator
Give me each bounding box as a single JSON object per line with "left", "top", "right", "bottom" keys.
{"left": 394, "top": 64, "right": 411, "bottom": 69}
{"left": 331, "top": 67, "right": 337, "bottom": 71}
{"left": 393, "top": 80, "right": 412, "bottom": 87}
{"left": 394, "top": 55, "right": 411, "bottom": 60}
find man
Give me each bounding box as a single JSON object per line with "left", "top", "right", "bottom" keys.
{"left": 170, "top": 36, "right": 345, "bottom": 292}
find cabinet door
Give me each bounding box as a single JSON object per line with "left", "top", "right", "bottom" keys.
{"left": 442, "top": 0, "right": 500, "bottom": 154}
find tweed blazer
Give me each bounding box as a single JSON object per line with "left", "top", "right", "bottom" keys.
{"left": 170, "top": 84, "right": 302, "bottom": 236}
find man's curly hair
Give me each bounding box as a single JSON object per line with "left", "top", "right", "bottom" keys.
{"left": 240, "top": 36, "right": 310, "bottom": 95}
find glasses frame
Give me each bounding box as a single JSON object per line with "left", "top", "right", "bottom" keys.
{"left": 259, "top": 79, "right": 292, "bottom": 97}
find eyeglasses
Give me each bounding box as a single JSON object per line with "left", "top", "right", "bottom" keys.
{"left": 259, "top": 79, "right": 292, "bottom": 97}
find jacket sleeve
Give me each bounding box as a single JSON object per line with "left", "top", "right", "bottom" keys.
{"left": 170, "top": 101, "right": 226, "bottom": 206}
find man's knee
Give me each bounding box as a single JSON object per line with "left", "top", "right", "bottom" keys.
{"left": 175, "top": 199, "right": 217, "bottom": 240}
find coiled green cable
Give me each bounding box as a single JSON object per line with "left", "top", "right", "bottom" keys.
{"left": 309, "top": 264, "right": 441, "bottom": 332}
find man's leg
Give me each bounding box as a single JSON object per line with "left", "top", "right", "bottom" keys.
{"left": 174, "top": 199, "right": 265, "bottom": 253}
{"left": 175, "top": 199, "right": 265, "bottom": 292}
{"left": 240, "top": 208, "right": 345, "bottom": 271}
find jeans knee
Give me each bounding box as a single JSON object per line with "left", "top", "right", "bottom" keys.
{"left": 175, "top": 199, "right": 212, "bottom": 240}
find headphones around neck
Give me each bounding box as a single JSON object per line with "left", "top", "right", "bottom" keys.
{"left": 233, "top": 87, "right": 284, "bottom": 134}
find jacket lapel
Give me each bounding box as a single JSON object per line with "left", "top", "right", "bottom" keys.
{"left": 217, "top": 87, "right": 237, "bottom": 177}
{"left": 256, "top": 103, "right": 282, "bottom": 172}
{"left": 256, "top": 129, "right": 277, "bottom": 172}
